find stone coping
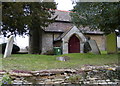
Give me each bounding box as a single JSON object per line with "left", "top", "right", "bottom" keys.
{"left": 1, "top": 65, "right": 119, "bottom": 85}
{"left": 0, "top": 65, "right": 119, "bottom": 77}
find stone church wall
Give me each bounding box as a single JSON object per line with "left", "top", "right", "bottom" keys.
{"left": 41, "top": 32, "right": 62, "bottom": 54}
{"left": 41, "top": 32, "right": 54, "bottom": 54}
{"left": 85, "top": 34, "right": 106, "bottom": 51}
{"left": 41, "top": 27, "right": 106, "bottom": 54}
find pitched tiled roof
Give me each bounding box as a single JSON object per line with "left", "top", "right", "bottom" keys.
{"left": 54, "top": 26, "right": 73, "bottom": 41}
{"left": 54, "top": 26, "right": 104, "bottom": 41}
{"left": 43, "top": 10, "right": 73, "bottom": 32}
{"left": 52, "top": 10, "right": 72, "bottom": 22}
{"left": 44, "top": 22, "right": 73, "bottom": 32}
{"left": 43, "top": 10, "right": 104, "bottom": 35}
{"left": 80, "top": 26, "right": 104, "bottom": 34}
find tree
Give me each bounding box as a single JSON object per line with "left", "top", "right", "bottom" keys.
{"left": 70, "top": 2, "right": 120, "bottom": 35}
{"left": 2, "top": 2, "right": 57, "bottom": 54}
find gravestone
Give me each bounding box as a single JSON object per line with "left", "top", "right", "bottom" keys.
{"left": 56, "top": 56, "right": 70, "bottom": 61}
{"left": 3, "top": 35, "right": 14, "bottom": 58}
{"left": 83, "top": 41, "right": 92, "bottom": 53}
{"left": 0, "top": 43, "right": 2, "bottom": 54}
{"left": 106, "top": 33, "right": 117, "bottom": 54}
{"left": 88, "top": 40, "right": 101, "bottom": 54}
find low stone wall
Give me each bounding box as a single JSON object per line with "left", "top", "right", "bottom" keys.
{"left": 0, "top": 65, "right": 120, "bottom": 85}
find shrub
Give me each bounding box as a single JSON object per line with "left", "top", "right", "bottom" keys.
{"left": 1, "top": 73, "right": 12, "bottom": 85}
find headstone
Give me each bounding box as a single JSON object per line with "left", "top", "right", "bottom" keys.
{"left": 117, "top": 35, "right": 120, "bottom": 50}
{"left": 83, "top": 41, "right": 92, "bottom": 53}
{"left": 0, "top": 42, "right": 2, "bottom": 71}
{"left": 56, "top": 56, "right": 70, "bottom": 61}
{"left": 88, "top": 40, "right": 101, "bottom": 54}
{"left": 3, "top": 35, "right": 14, "bottom": 58}
{"left": 106, "top": 33, "right": 117, "bottom": 54}
{"left": 0, "top": 43, "right": 2, "bottom": 55}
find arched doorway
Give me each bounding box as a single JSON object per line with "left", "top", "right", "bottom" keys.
{"left": 68, "top": 35, "right": 80, "bottom": 53}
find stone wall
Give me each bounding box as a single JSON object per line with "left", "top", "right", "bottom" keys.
{"left": 41, "top": 32, "right": 62, "bottom": 54}
{"left": 85, "top": 34, "right": 106, "bottom": 51}
{"left": 41, "top": 32, "right": 54, "bottom": 54}
{"left": 41, "top": 27, "right": 106, "bottom": 54}
{"left": 53, "top": 33, "right": 62, "bottom": 40}
{"left": 0, "top": 65, "right": 119, "bottom": 85}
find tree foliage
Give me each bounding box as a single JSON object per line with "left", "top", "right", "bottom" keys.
{"left": 2, "top": 2, "right": 56, "bottom": 36}
{"left": 71, "top": 2, "right": 120, "bottom": 34}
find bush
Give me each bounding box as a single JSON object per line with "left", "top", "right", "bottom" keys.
{"left": 0, "top": 43, "right": 20, "bottom": 54}
{"left": 1, "top": 73, "right": 12, "bottom": 85}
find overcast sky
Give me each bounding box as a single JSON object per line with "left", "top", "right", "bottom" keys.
{"left": 55, "top": 0, "right": 74, "bottom": 11}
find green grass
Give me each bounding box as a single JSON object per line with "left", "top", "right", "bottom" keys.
{"left": 100, "top": 51, "right": 107, "bottom": 54}
{"left": 0, "top": 53, "right": 119, "bottom": 71}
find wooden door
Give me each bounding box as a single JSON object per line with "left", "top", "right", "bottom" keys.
{"left": 68, "top": 35, "right": 80, "bottom": 53}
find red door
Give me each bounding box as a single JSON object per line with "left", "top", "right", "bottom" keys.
{"left": 68, "top": 35, "right": 80, "bottom": 53}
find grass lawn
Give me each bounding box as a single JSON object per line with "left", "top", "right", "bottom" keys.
{"left": 0, "top": 53, "right": 119, "bottom": 71}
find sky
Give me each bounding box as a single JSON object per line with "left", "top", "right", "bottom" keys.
{"left": 55, "top": 0, "right": 74, "bottom": 11}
